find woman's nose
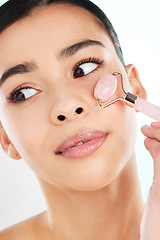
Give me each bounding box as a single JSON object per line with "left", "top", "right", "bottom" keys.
{"left": 57, "top": 107, "right": 83, "bottom": 121}
{"left": 50, "top": 94, "right": 89, "bottom": 126}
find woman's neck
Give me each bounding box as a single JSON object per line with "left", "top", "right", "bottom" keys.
{"left": 38, "top": 152, "right": 145, "bottom": 240}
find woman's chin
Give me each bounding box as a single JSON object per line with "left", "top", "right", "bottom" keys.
{"left": 66, "top": 169, "right": 120, "bottom": 192}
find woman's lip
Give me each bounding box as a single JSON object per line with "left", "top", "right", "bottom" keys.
{"left": 55, "top": 130, "right": 108, "bottom": 159}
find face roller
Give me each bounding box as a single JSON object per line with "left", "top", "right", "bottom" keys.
{"left": 94, "top": 72, "right": 160, "bottom": 122}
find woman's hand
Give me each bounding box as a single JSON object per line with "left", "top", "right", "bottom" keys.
{"left": 140, "top": 122, "right": 160, "bottom": 240}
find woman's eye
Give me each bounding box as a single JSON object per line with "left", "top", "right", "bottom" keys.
{"left": 73, "top": 62, "right": 100, "bottom": 78}
{"left": 9, "top": 87, "right": 39, "bottom": 103}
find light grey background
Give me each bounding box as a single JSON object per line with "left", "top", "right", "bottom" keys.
{"left": 0, "top": 0, "right": 160, "bottom": 230}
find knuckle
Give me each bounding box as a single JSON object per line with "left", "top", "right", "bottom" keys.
{"left": 144, "top": 138, "right": 160, "bottom": 159}
{"left": 153, "top": 127, "right": 160, "bottom": 141}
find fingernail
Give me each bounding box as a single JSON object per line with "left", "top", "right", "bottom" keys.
{"left": 142, "top": 125, "right": 151, "bottom": 129}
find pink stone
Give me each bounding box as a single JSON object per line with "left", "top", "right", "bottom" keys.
{"left": 94, "top": 74, "right": 117, "bottom": 102}
{"left": 134, "top": 97, "right": 160, "bottom": 121}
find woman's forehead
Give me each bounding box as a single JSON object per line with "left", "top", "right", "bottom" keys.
{"left": 0, "top": 3, "right": 106, "bottom": 48}
{"left": 2, "top": 3, "right": 101, "bottom": 34}
{"left": 0, "top": 3, "right": 110, "bottom": 70}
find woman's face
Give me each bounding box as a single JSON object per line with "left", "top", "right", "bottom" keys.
{"left": 0, "top": 4, "right": 137, "bottom": 191}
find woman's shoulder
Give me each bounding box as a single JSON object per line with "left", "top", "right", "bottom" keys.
{"left": 0, "top": 211, "right": 47, "bottom": 240}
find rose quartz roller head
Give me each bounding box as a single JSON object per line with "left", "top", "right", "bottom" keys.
{"left": 94, "top": 74, "right": 118, "bottom": 103}
{"left": 94, "top": 72, "right": 160, "bottom": 122}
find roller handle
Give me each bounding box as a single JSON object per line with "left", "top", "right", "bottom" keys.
{"left": 134, "top": 97, "right": 160, "bottom": 122}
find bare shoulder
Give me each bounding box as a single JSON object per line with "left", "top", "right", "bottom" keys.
{"left": 0, "top": 211, "right": 47, "bottom": 240}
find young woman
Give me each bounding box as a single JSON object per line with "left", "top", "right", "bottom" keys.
{"left": 0, "top": 0, "right": 160, "bottom": 239}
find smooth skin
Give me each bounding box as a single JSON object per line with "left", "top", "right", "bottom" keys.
{"left": 141, "top": 123, "right": 160, "bottom": 239}
{"left": 0, "top": 3, "right": 159, "bottom": 240}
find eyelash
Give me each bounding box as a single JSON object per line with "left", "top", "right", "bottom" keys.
{"left": 7, "top": 57, "right": 104, "bottom": 104}
{"left": 7, "top": 86, "right": 32, "bottom": 104}
{"left": 73, "top": 57, "right": 104, "bottom": 78}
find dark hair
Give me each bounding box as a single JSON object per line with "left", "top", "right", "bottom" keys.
{"left": 0, "top": 0, "right": 125, "bottom": 64}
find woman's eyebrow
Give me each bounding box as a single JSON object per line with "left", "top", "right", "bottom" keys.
{"left": 59, "top": 39, "right": 106, "bottom": 60}
{"left": 0, "top": 40, "right": 105, "bottom": 87}
{"left": 0, "top": 62, "right": 38, "bottom": 87}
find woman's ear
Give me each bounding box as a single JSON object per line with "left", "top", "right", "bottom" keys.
{"left": 0, "top": 124, "right": 21, "bottom": 160}
{"left": 125, "top": 64, "right": 147, "bottom": 100}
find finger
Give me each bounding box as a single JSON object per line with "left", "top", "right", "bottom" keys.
{"left": 144, "top": 138, "right": 160, "bottom": 182}
{"left": 144, "top": 138, "right": 160, "bottom": 160}
{"left": 141, "top": 125, "right": 160, "bottom": 142}
{"left": 151, "top": 122, "right": 160, "bottom": 128}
